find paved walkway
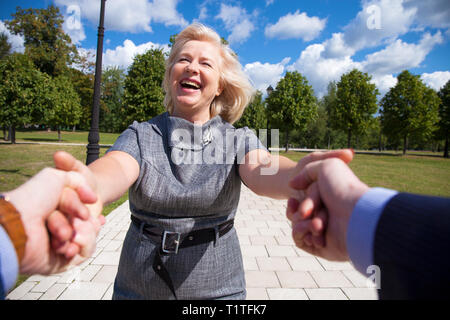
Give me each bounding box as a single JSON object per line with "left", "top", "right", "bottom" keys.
{"left": 7, "top": 186, "right": 378, "bottom": 300}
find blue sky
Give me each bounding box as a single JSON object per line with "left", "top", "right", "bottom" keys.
{"left": 1, "top": 0, "right": 449, "bottom": 97}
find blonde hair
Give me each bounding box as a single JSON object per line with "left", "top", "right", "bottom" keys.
{"left": 162, "top": 23, "right": 254, "bottom": 124}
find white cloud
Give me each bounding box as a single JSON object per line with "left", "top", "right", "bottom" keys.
{"left": 421, "top": 71, "right": 450, "bottom": 91}
{"left": 288, "top": 43, "right": 361, "bottom": 97}
{"left": 322, "top": 33, "right": 355, "bottom": 59}
{"left": 265, "top": 10, "right": 326, "bottom": 41}
{"left": 371, "top": 74, "right": 398, "bottom": 97}
{"left": 103, "top": 39, "right": 170, "bottom": 69}
{"left": 342, "top": 0, "right": 417, "bottom": 52}
{"left": 0, "top": 20, "right": 25, "bottom": 53}
{"left": 405, "top": 0, "right": 450, "bottom": 29}
{"left": 216, "top": 4, "right": 255, "bottom": 45}
{"left": 266, "top": 0, "right": 275, "bottom": 6}
{"left": 244, "top": 58, "right": 290, "bottom": 94}
{"left": 362, "top": 32, "right": 443, "bottom": 75}
{"left": 61, "top": 4, "right": 86, "bottom": 45}
{"left": 150, "top": 0, "right": 188, "bottom": 28}
{"left": 54, "top": 0, "right": 187, "bottom": 34}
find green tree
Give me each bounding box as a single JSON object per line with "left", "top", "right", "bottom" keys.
{"left": 68, "top": 67, "right": 94, "bottom": 130}
{"left": 380, "top": 70, "right": 440, "bottom": 155}
{"left": 100, "top": 66, "right": 126, "bottom": 133}
{"left": 234, "top": 91, "right": 267, "bottom": 131}
{"left": 0, "top": 53, "right": 49, "bottom": 143}
{"left": 330, "top": 69, "right": 379, "bottom": 148}
{"left": 320, "top": 81, "right": 347, "bottom": 149}
{"left": 0, "top": 32, "right": 12, "bottom": 61}
{"left": 437, "top": 80, "right": 450, "bottom": 158}
{"left": 5, "top": 5, "right": 78, "bottom": 77}
{"left": 122, "top": 49, "right": 166, "bottom": 128}
{"left": 42, "top": 76, "right": 82, "bottom": 141}
{"left": 266, "top": 71, "right": 317, "bottom": 152}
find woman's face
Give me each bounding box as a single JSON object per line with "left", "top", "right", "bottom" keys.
{"left": 170, "top": 40, "right": 222, "bottom": 115}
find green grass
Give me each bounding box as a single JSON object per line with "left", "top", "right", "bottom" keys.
{"left": 282, "top": 151, "right": 450, "bottom": 197}
{"left": 14, "top": 130, "right": 120, "bottom": 145}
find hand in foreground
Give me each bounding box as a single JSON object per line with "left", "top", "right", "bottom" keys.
{"left": 4, "top": 167, "right": 99, "bottom": 275}
{"left": 287, "top": 149, "right": 354, "bottom": 249}
{"left": 287, "top": 157, "right": 369, "bottom": 261}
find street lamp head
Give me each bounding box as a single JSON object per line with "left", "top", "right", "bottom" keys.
{"left": 266, "top": 85, "right": 274, "bottom": 96}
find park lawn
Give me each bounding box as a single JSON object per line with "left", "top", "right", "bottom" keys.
{"left": 282, "top": 151, "right": 450, "bottom": 197}
{"left": 15, "top": 130, "right": 120, "bottom": 145}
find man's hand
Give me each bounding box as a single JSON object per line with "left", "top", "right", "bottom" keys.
{"left": 287, "top": 157, "right": 369, "bottom": 261}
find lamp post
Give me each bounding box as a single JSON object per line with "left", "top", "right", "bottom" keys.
{"left": 266, "top": 85, "right": 273, "bottom": 151}
{"left": 86, "top": 0, "right": 106, "bottom": 165}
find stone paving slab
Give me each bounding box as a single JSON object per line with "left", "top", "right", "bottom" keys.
{"left": 6, "top": 186, "right": 378, "bottom": 300}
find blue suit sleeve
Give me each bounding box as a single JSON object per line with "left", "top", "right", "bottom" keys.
{"left": 0, "top": 225, "right": 19, "bottom": 297}
{"left": 346, "top": 188, "right": 398, "bottom": 274}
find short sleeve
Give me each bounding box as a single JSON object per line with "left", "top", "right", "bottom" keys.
{"left": 107, "top": 121, "right": 142, "bottom": 166}
{"left": 236, "top": 127, "right": 268, "bottom": 164}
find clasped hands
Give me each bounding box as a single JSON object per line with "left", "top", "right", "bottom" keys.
{"left": 286, "top": 149, "right": 368, "bottom": 261}
{"left": 8, "top": 151, "right": 105, "bottom": 275}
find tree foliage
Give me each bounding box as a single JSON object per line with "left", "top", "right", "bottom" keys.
{"left": 42, "top": 75, "right": 82, "bottom": 140}
{"left": 5, "top": 5, "right": 78, "bottom": 77}
{"left": 68, "top": 67, "right": 94, "bottom": 130}
{"left": 100, "top": 66, "right": 126, "bottom": 132}
{"left": 331, "top": 69, "right": 379, "bottom": 148}
{"left": 234, "top": 90, "right": 267, "bottom": 131}
{"left": 0, "top": 32, "right": 12, "bottom": 61}
{"left": 437, "top": 80, "right": 450, "bottom": 157}
{"left": 266, "top": 71, "right": 317, "bottom": 151}
{"left": 380, "top": 70, "right": 440, "bottom": 154}
{"left": 122, "top": 49, "right": 166, "bottom": 127}
{"left": 0, "top": 53, "right": 50, "bottom": 142}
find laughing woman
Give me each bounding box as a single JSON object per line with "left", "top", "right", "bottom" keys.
{"left": 54, "top": 23, "right": 352, "bottom": 299}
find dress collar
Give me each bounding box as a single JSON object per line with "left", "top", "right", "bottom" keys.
{"left": 166, "top": 112, "right": 223, "bottom": 150}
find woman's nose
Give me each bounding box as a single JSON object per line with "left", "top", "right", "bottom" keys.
{"left": 185, "top": 61, "right": 199, "bottom": 74}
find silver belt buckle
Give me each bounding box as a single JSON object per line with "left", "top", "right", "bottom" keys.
{"left": 162, "top": 231, "right": 181, "bottom": 254}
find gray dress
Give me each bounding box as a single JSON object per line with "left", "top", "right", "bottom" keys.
{"left": 108, "top": 112, "right": 266, "bottom": 300}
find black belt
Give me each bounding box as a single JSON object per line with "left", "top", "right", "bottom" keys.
{"left": 130, "top": 215, "right": 234, "bottom": 299}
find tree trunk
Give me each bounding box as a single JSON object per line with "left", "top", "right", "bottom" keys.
{"left": 444, "top": 134, "right": 449, "bottom": 158}
{"left": 58, "top": 126, "right": 62, "bottom": 142}
{"left": 403, "top": 135, "right": 408, "bottom": 155}
{"left": 378, "top": 131, "right": 382, "bottom": 152}
{"left": 347, "top": 129, "right": 352, "bottom": 149}
{"left": 285, "top": 128, "right": 289, "bottom": 152}
{"left": 10, "top": 126, "right": 16, "bottom": 144}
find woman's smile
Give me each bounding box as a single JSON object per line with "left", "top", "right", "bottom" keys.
{"left": 170, "top": 40, "right": 222, "bottom": 116}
